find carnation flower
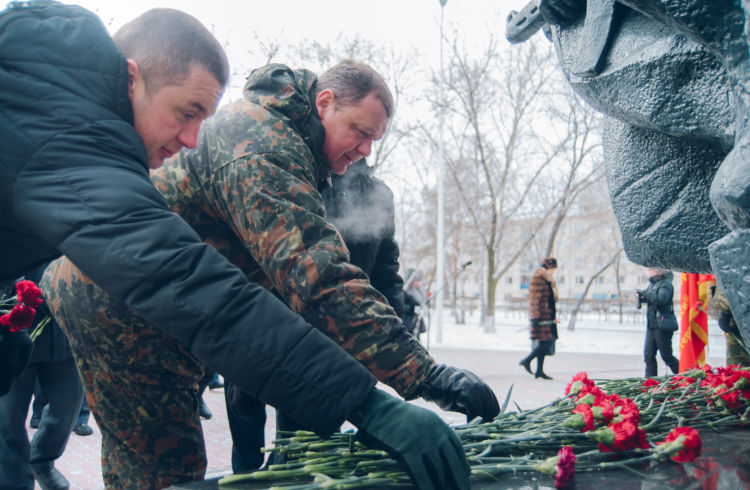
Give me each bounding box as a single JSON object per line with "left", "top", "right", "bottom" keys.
{"left": 554, "top": 446, "right": 575, "bottom": 488}
{"left": 16, "top": 280, "right": 43, "bottom": 308}
{"left": 0, "top": 303, "right": 36, "bottom": 332}
{"left": 565, "top": 372, "right": 595, "bottom": 397}
{"left": 564, "top": 404, "right": 594, "bottom": 432}
{"left": 590, "top": 421, "right": 648, "bottom": 452}
{"left": 612, "top": 397, "right": 640, "bottom": 425}
{"left": 591, "top": 399, "right": 615, "bottom": 425}
{"left": 642, "top": 378, "right": 660, "bottom": 392}
{"left": 655, "top": 427, "right": 702, "bottom": 462}
{"left": 576, "top": 385, "right": 606, "bottom": 406}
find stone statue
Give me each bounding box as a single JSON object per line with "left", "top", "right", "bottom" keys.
{"left": 506, "top": 0, "right": 750, "bottom": 346}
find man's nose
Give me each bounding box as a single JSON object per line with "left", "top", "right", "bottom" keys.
{"left": 178, "top": 122, "right": 201, "bottom": 149}
{"left": 357, "top": 138, "right": 373, "bottom": 157}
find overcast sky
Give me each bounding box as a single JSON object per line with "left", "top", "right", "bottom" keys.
{"left": 67, "top": 0, "right": 533, "bottom": 103}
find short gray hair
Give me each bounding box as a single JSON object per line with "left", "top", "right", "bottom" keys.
{"left": 315, "top": 59, "right": 394, "bottom": 118}
{"left": 113, "top": 8, "right": 229, "bottom": 93}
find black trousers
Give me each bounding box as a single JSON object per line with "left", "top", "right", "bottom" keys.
{"left": 224, "top": 382, "right": 267, "bottom": 473}
{"left": 0, "top": 358, "right": 83, "bottom": 489}
{"left": 644, "top": 327, "right": 679, "bottom": 377}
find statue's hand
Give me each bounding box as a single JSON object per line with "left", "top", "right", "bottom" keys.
{"left": 539, "top": 0, "right": 586, "bottom": 25}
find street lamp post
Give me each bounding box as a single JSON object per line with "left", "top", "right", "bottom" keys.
{"left": 435, "top": 0, "right": 447, "bottom": 344}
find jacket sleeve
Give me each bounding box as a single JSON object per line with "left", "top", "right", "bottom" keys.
{"left": 197, "top": 150, "right": 435, "bottom": 399}
{"left": 369, "top": 234, "right": 406, "bottom": 319}
{"left": 644, "top": 281, "right": 674, "bottom": 308}
{"left": 13, "top": 121, "right": 376, "bottom": 437}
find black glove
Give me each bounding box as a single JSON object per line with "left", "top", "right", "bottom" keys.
{"left": 349, "top": 389, "right": 469, "bottom": 490}
{"left": 419, "top": 364, "right": 500, "bottom": 422}
{"left": 0, "top": 330, "right": 33, "bottom": 396}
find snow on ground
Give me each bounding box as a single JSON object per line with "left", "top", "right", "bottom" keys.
{"left": 423, "top": 308, "right": 727, "bottom": 362}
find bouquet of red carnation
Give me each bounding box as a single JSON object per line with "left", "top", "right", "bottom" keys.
{"left": 0, "top": 280, "right": 42, "bottom": 395}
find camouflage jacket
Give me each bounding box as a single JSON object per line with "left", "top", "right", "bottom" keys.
{"left": 151, "top": 64, "right": 434, "bottom": 399}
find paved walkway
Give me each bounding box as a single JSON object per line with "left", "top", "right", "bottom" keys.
{"left": 31, "top": 345, "right": 724, "bottom": 489}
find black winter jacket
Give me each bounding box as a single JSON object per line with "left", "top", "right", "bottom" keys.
{"left": 322, "top": 160, "right": 406, "bottom": 318}
{"left": 641, "top": 271, "right": 675, "bottom": 330}
{"left": 0, "top": 1, "right": 374, "bottom": 436}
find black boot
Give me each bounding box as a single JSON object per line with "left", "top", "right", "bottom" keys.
{"left": 73, "top": 423, "right": 94, "bottom": 436}
{"left": 535, "top": 356, "right": 552, "bottom": 380}
{"left": 32, "top": 467, "right": 69, "bottom": 490}
{"left": 518, "top": 357, "right": 533, "bottom": 375}
{"left": 199, "top": 396, "right": 212, "bottom": 419}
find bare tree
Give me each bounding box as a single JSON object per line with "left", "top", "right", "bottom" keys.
{"left": 413, "top": 28, "right": 607, "bottom": 333}
{"left": 567, "top": 248, "right": 623, "bottom": 331}
{"left": 539, "top": 90, "right": 605, "bottom": 257}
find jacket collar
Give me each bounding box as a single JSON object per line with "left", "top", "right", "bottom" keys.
{"left": 243, "top": 64, "right": 331, "bottom": 189}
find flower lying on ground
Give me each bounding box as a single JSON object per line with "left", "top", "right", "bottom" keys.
{"left": 655, "top": 427, "right": 702, "bottom": 462}
{"left": 219, "top": 367, "right": 750, "bottom": 489}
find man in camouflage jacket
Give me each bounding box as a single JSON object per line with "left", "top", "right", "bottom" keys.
{"left": 151, "top": 60, "right": 497, "bottom": 416}
{"left": 44, "top": 60, "right": 498, "bottom": 488}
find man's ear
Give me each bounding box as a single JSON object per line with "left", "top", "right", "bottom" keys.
{"left": 315, "top": 89, "right": 335, "bottom": 118}
{"left": 126, "top": 58, "right": 141, "bottom": 99}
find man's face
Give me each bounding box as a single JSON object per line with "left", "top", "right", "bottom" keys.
{"left": 316, "top": 90, "right": 389, "bottom": 175}
{"left": 128, "top": 60, "right": 223, "bottom": 169}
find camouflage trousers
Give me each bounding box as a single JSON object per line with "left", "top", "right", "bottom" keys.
{"left": 40, "top": 258, "right": 207, "bottom": 489}
{"left": 726, "top": 332, "right": 750, "bottom": 367}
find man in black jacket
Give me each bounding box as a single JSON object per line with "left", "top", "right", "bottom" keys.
{"left": 3, "top": 3, "right": 473, "bottom": 490}
{"left": 637, "top": 269, "right": 680, "bottom": 377}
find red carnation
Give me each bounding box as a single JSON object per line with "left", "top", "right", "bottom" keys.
{"left": 16, "top": 280, "right": 43, "bottom": 308}
{"left": 0, "top": 303, "right": 36, "bottom": 332}
{"left": 595, "top": 421, "right": 647, "bottom": 452}
{"left": 591, "top": 399, "right": 615, "bottom": 425}
{"left": 565, "top": 372, "right": 595, "bottom": 396}
{"left": 642, "top": 378, "right": 660, "bottom": 392}
{"left": 554, "top": 446, "right": 576, "bottom": 488}
{"left": 656, "top": 427, "right": 702, "bottom": 462}
{"left": 569, "top": 404, "right": 595, "bottom": 432}
{"left": 613, "top": 397, "right": 640, "bottom": 425}
{"left": 577, "top": 384, "right": 606, "bottom": 405}
{"left": 669, "top": 375, "right": 696, "bottom": 388}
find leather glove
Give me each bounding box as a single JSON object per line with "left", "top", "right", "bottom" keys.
{"left": 349, "top": 389, "right": 469, "bottom": 490}
{"left": 419, "top": 364, "right": 500, "bottom": 422}
{"left": 0, "top": 329, "right": 33, "bottom": 396}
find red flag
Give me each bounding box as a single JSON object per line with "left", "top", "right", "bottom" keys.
{"left": 679, "top": 273, "right": 715, "bottom": 372}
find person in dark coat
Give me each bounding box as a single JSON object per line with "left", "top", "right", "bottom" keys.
{"left": 637, "top": 268, "right": 680, "bottom": 377}
{"left": 403, "top": 269, "right": 428, "bottom": 340}
{"left": 4, "top": 4, "right": 470, "bottom": 489}
{"left": 0, "top": 264, "right": 84, "bottom": 490}
{"left": 225, "top": 159, "right": 410, "bottom": 472}
{"left": 40, "top": 53, "right": 491, "bottom": 487}
{"left": 519, "top": 257, "right": 559, "bottom": 380}
{"left": 324, "top": 159, "right": 407, "bottom": 318}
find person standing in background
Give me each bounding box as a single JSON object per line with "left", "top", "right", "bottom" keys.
{"left": 519, "top": 257, "right": 559, "bottom": 380}
{"left": 637, "top": 268, "right": 680, "bottom": 377}
{"left": 403, "top": 269, "right": 428, "bottom": 340}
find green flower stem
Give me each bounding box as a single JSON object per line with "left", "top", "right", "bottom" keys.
{"left": 218, "top": 372, "right": 749, "bottom": 489}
